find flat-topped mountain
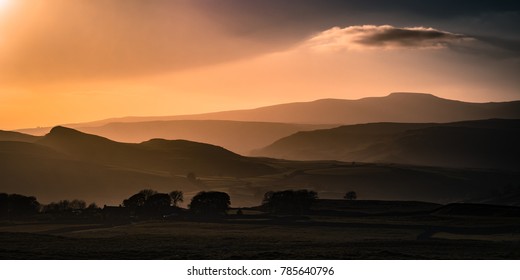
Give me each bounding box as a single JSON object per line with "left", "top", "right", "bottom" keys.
{"left": 17, "top": 92, "right": 520, "bottom": 140}
{"left": 69, "top": 92, "right": 520, "bottom": 125}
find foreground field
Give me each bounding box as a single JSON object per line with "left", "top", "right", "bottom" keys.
{"left": 1, "top": 201, "right": 519, "bottom": 259}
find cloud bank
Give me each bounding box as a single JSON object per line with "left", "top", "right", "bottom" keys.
{"left": 306, "top": 25, "right": 473, "bottom": 51}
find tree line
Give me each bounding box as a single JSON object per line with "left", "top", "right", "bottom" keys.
{"left": 1, "top": 189, "right": 358, "bottom": 219}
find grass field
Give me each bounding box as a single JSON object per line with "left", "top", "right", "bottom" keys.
{"left": 1, "top": 200, "right": 519, "bottom": 259}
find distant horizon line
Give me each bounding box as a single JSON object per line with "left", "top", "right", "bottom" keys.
{"left": 8, "top": 91, "right": 520, "bottom": 131}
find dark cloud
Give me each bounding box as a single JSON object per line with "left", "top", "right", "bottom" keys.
{"left": 355, "top": 27, "right": 470, "bottom": 48}
{"left": 1, "top": 0, "right": 518, "bottom": 84}
{"left": 198, "top": 0, "right": 520, "bottom": 52}
{"left": 305, "top": 24, "right": 520, "bottom": 61}
{"left": 305, "top": 25, "right": 472, "bottom": 51}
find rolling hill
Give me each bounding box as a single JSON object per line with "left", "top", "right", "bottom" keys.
{"left": 36, "top": 126, "right": 276, "bottom": 177}
{"left": 16, "top": 93, "right": 520, "bottom": 155}
{"left": 0, "top": 127, "right": 277, "bottom": 205}
{"left": 17, "top": 121, "right": 332, "bottom": 155}
{"left": 71, "top": 121, "right": 330, "bottom": 155}
{"left": 0, "top": 130, "right": 39, "bottom": 143}
{"left": 2, "top": 124, "right": 519, "bottom": 207}
{"left": 254, "top": 119, "right": 520, "bottom": 170}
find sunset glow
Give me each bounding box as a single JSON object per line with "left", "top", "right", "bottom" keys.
{"left": 0, "top": 0, "right": 8, "bottom": 8}
{"left": 0, "top": 1, "right": 519, "bottom": 130}
{"left": 1, "top": 1, "right": 520, "bottom": 264}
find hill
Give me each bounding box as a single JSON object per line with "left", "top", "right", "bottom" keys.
{"left": 0, "top": 130, "right": 39, "bottom": 143}
{"left": 254, "top": 119, "right": 520, "bottom": 170}
{"left": 17, "top": 121, "right": 331, "bottom": 155}
{"left": 36, "top": 126, "right": 276, "bottom": 177}
{"left": 16, "top": 93, "right": 520, "bottom": 149}
{"left": 73, "top": 121, "right": 330, "bottom": 155}
{"left": 2, "top": 127, "right": 519, "bottom": 207}
{"left": 0, "top": 127, "right": 277, "bottom": 205}
{"left": 68, "top": 92, "right": 520, "bottom": 125}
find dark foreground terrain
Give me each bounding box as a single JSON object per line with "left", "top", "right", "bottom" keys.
{"left": 1, "top": 200, "right": 519, "bottom": 259}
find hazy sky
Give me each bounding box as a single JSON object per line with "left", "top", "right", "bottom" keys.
{"left": 1, "top": 0, "right": 519, "bottom": 129}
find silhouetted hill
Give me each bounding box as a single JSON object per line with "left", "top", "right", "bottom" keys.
{"left": 255, "top": 119, "right": 520, "bottom": 170}
{"left": 0, "top": 143, "right": 178, "bottom": 206}
{"left": 1, "top": 127, "right": 279, "bottom": 205}
{"left": 3, "top": 126, "right": 519, "bottom": 207}
{"left": 17, "top": 92, "right": 520, "bottom": 137}
{"left": 36, "top": 126, "right": 275, "bottom": 177}
{"left": 0, "top": 141, "right": 64, "bottom": 159}
{"left": 75, "top": 93, "right": 520, "bottom": 124}
{"left": 17, "top": 121, "right": 331, "bottom": 155}
{"left": 78, "top": 121, "right": 331, "bottom": 155}
{"left": 0, "top": 130, "right": 39, "bottom": 143}
{"left": 2, "top": 137, "right": 519, "bottom": 206}
{"left": 15, "top": 93, "right": 520, "bottom": 155}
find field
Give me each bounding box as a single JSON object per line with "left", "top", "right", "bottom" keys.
{"left": 1, "top": 200, "right": 519, "bottom": 259}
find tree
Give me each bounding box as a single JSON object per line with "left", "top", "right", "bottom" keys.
{"left": 262, "top": 191, "right": 274, "bottom": 205}
{"left": 41, "top": 199, "right": 87, "bottom": 215}
{"left": 123, "top": 193, "right": 146, "bottom": 211}
{"left": 169, "top": 191, "right": 184, "bottom": 207}
{"left": 0, "top": 193, "right": 9, "bottom": 218}
{"left": 69, "top": 199, "right": 87, "bottom": 210}
{"left": 344, "top": 191, "right": 357, "bottom": 200}
{"left": 87, "top": 203, "right": 100, "bottom": 210}
{"left": 143, "top": 193, "right": 172, "bottom": 216}
{"left": 42, "top": 200, "right": 70, "bottom": 213}
{"left": 138, "top": 189, "right": 157, "bottom": 200}
{"left": 5, "top": 194, "right": 40, "bottom": 217}
{"left": 262, "top": 189, "right": 318, "bottom": 214}
{"left": 123, "top": 189, "right": 176, "bottom": 217}
{"left": 189, "top": 191, "right": 230, "bottom": 216}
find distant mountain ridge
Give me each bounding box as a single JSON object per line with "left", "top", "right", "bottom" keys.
{"left": 17, "top": 92, "right": 520, "bottom": 130}
{"left": 66, "top": 92, "right": 520, "bottom": 125}
{"left": 14, "top": 93, "right": 520, "bottom": 154}
{"left": 254, "top": 119, "right": 520, "bottom": 170}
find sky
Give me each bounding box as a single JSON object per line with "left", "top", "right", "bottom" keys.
{"left": 0, "top": 0, "right": 519, "bottom": 130}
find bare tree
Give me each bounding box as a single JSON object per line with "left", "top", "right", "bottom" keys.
{"left": 169, "top": 191, "right": 184, "bottom": 207}
{"left": 138, "top": 189, "right": 157, "bottom": 200}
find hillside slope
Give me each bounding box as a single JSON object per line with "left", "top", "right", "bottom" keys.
{"left": 0, "top": 127, "right": 278, "bottom": 204}
{"left": 255, "top": 119, "right": 520, "bottom": 170}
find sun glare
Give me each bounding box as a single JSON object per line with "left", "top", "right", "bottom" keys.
{"left": 0, "top": 0, "right": 9, "bottom": 10}
{"left": 0, "top": 0, "right": 12, "bottom": 7}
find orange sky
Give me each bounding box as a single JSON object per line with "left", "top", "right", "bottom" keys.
{"left": 1, "top": 1, "right": 519, "bottom": 130}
